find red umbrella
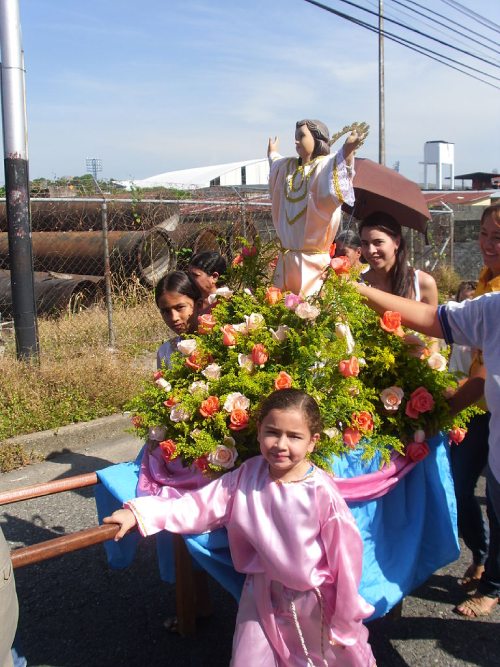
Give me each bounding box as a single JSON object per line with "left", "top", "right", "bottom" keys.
{"left": 342, "top": 158, "right": 430, "bottom": 234}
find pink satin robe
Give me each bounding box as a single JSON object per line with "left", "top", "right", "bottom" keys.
{"left": 126, "top": 457, "right": 375, "bottom": 666}
{"left": 269, "top": 147, "right": 355, "bottom": 297}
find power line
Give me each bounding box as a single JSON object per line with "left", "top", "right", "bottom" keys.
{"left": 437, "top": 0, "right": 500, "bottom": 34}
{"left": 328, "top": 0, "right": 500, "bottom": 68}
{"left": 389, "top": 0, "right": 500, "bottom": 60}
{"left": 303, "top": 0, "right": 500, "bottom": 89}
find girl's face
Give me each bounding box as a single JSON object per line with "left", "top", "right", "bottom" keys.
{"left": 258, "top": 408, "right": 319, "bottom": 481}
{"left": 295, "top": 124, "right": 316, "bottom": 164}
{"left": 360, "top": 227, "right": 399, "bottom": 271}
{"left": 335, "top": 244, "right": 362, "bottom": 267}
{"left": 156, "top": 290, "right": 200, "bottom": 335}
{"left": 479, "top": 214, "right": 500, "bottom": 278}
{"left": 188, "top": 266, "right": 218, "bottom": 298}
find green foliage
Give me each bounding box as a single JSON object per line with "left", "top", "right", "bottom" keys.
{"left": 128, "top": 242, "right": 476, "bottom": 475}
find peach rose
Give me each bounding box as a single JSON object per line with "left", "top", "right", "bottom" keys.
{"left": 380, "top": 311, "right": 402, "bottom": 333}
{"left": 208, "top": 444, "right": 238, "bottom": 469}
{"left": 229, "top": 408, "right": 249, "bottom": 431}
{"left": 185, "top": 350, "right": 211, "bottom": 371}
{"left": 176, "top": 338, "right": 197, "bottom": 356}
{"left": 380, "top": 386, "right": 404, "bottom": 412}
{"left": 352, "top": 411, "right": 374, "bottom": 433}
{"left": 265, "top": 286, "right": 282, "bottom": 305}
{"left": 251, "top": 343, "right": 269, "bottom": 366}
{"left": 223, "top": 392, "right": 250, "bottom": 412}
{"left": 343, "top": 427, "right": 362, "bottom": 448}
{"left": 406, "top": 441, "right": 430, "bottom": 462}
{"left": 202, "top": 363, "right": 222, "bottom": 380}
{"left": 198, "top": 313, "right": 217, "bottom": 334}
{"left": 449, "top": 426, "right": 467, "bottom": 445}
{"left": 221, "top": 324, "right": 237, "bottom": 347}
{"left": 338, "top": 356, "right": 360, "bottom": 378}
{"left": 427, "top": 352, "right": 447, "bottom": 371}
{"left": 199, "top": 395, "right": 220, "bottom": 418}
{"left": 274, "top": 371, "right": 293, "bottom": 390}
{"left": 159, "top": 439, "right": 177, "bottom": 462}
{"left": 232, "top": 253, "right": 243, "bottom": 267}
{"left": 405, "top": 386, "right": 435, "bottom": 419}
{"left": 330, "top": 256, "right": 351, "bottom": 275}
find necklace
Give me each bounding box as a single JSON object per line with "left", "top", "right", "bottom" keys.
{"left": 270, "top": 464, "right": 315, "bottom": 485}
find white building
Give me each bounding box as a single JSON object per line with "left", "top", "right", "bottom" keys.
{"left": 118, "top": 158, "right": 270, "bottom": 190}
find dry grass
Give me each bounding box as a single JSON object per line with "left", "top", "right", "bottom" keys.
{"left": 431, "top": 265, "right": 463, "bottom": 302}
{"left": 0, "top": 296, "right": 168, "bottom": 446}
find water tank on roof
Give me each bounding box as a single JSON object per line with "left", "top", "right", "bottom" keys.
{"left": 422, "top": 141, "right": 455, "bottom": 190}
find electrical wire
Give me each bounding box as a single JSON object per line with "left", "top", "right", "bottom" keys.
{"left": 437, "top": 0, "right": 500, "bottom": 34}
{"left": 303, "top": 0, "right": 500, "bottom": 89}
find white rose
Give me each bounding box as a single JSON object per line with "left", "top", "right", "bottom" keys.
{"left": 380, "top": 386, "right": 404, "bottom": 412}
{"left": 270, "top": 325, "right": 290, "bottom": 343}
{"left": 223, "top": 436, "right": 236, "bottom": 448}
{"left": 295, "top": 302, "right": 320, "bottom": 320}
{"left": 177, "top": 339, "right": 197, "bottom": 356}
{"left": 189, "top": 381, "right": 209, "bottom": 394}
{"left": 427, "top": 352, "right": 447, "bottom": 372}
{"left": 202, "top": 363, "right": 222, "bottom": 380}
{"left": 232, "top": 321, "right": 249, "bottom": 334}
{"left": 155, "top": 378, "right": 172, "bottom": 392}
{"left": 207, "top": 293, "right": 218, "bottom": 305}
{"left": 215, "top": 286, "right": 233, "bottom": 299}
{"left": 148, "top": 426, "right": 167, "bottom": 441}
{"left": 324, "top": 427, "right": 340, "bottom": 439}
{"left": 335, "top": 322, "right": 355, "bottom": 354}
{"left": 414, "top": 429, "right": 426, "bottom": 443}
{"left": 245, "top": 313, "right": 265, "bottom": 330}
{"left": 207, "top": 444, "right": 238, "bottom": 469}
{"left": 237, "top": 353, "right": 254, "bottom": 372}
{"left": 223, "top": 392, "right": 250, "bottom": 413}
{"left": 170, "top": 405, "right": 190, "bottom": 422}
{"left": 243, "top": 288, "right": 253, "bottom": 296}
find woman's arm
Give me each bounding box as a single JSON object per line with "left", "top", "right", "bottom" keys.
{"left": 418, "top": 271, "right": 439, "bottom": 307}
{"left": 356, "top": 283, "right": 443, "bottom": 338}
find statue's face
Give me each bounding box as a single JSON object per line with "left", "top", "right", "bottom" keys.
{"left": 295, "top": 124, "right": 315, "bottom": 163}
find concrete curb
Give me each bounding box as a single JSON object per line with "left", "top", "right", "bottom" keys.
{"left": 1, "top": 413, "right": 133, "bottom": 458}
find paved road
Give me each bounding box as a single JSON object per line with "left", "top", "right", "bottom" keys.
{"left": 1, "top": 439, "right": 498, "bottom": 666}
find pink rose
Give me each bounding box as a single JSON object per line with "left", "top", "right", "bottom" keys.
{"left": 198, "top": 313, "right": 217, "bottom": 334}
{"left": 380, "top": 386, "right": 404, "bottom": 412}
{"left": 221, "top": 324, "right": 237, "bottom": 347}
{"left": 284, "top": 293, "right": 303, "bottom": 310}
{"left": 405, "top": 386, "right": 435, "bottom": 419}
{"left": 242, "top": 245, "right": 257, "bottom": 258}
{"left": 406, "top": 441, "right": 430, "bottom": 462}
{"left": 207, "top": 444, "right": 238, "bottom": 469}
{"left": 251, "top": 343, "right": 269, "bottom": 366}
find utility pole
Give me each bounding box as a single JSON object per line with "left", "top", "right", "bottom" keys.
{"left": 0, "top": 0, "right": 39, "bottom": 360}
{"left": 378, "top": 0, "right": 385, "bottom": 166}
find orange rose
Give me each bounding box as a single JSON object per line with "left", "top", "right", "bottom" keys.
{"left": 352, "top": 411, "right": 374, "bottom": 433}
{"left": 251, "top": 343, "right": 269, "bottom": 366}
{"left": 405, "top": 386, "right": 435, "bottom": 419}
{"left": 329, "top": 242, "right": 336, "bottom": 258}
{"left": 221, "top": 324, "right": 237, "bottom": 347}
{"left": 229, "top": 408, "right": 249, "bottom": 431}
{"left": 338, "top": 356, "right": 360, "bottom": 378}
{"left": 406, "top": 441, "right": 430, "bottom": 462}
{"left": 198, "top": 313, "right": 217, "bottom": 334}
{"left": 274, "top": 371, "right": 293, "bottom": 390}
{"left": 380, "top": 311, "right": 402, "bottom": 333}
{"left": 131, "top": 415, "right": 143, "bottom": 428}
{"left": 163, "top": 396, "right": 178, "bottom": 409}
{"left": 199, "top": 395, "right": 220, "bottom": 418}
{"left": 449, "top": 426, "right": 467, "bottom": 445}
{"left": 330, "top": 256, "right": 351, "bottom": 275}
{"left": 343, "top": 427, "right": 362, "bottom": 448}
{"left": 185, "top": 351, "right": 212, "bottom": 371}
{"left": 265, "top": 286, "right": 283, "bottom": 305}
{"left": 159, "top": 439, "right": 177, "bottom": 462}
{"left": 232, "top": 253, "right": 244, "bottom": 267}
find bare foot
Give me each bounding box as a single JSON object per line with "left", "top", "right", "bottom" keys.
{"left": 454, "top": 593, "right": 498, "bottom": 618}
{"left": 458, "top": 563, "right": 485, "bottom": 591}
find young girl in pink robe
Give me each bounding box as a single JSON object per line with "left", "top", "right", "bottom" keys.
{"left": 105, "top": 389, "right": 376, "bottom": 666}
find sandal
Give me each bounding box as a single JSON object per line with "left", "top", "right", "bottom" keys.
{"left": 454, "top": 594, "right": 498, "bottom": 618}
{"left": 458, "top": 563, "right": 485, "bottom": 592}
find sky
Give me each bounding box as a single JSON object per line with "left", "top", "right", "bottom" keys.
{"left": 1, "top": 0, "right": 499, "bottom": 185}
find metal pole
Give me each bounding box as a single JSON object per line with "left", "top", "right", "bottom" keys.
{"left": 0, "top": 0, "right": 39, "bottom": 360}
{"left": 378, "top": 0, "right": 385, "bottom": 166}
{"left": 101, "top": 199, "right": 116, "bottom": 349}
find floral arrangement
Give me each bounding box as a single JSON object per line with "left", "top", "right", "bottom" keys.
{"left": 127, "top": 238, "right": 479, "bottom": 474}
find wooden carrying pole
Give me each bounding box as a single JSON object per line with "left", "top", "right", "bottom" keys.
{"left": 0, "top": 472, "right": 99, "bottom": 505}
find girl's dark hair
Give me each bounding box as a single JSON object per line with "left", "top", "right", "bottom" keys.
{"left": 296, "top": 119, "right": 331, "bottom": 160}
{"left": 188, "top": 251, "right": 227, "bottom": 277}
{"left": 481, "top": 202, "right": 500, "bottom": 226}
{"left": 358, "top": 212, "right": 415, "bottom": 298}
{"left": 154, "top": 270, "right": 202, "bottom": 306}
{"left": 258, "top": 388, "right": 322, "bottom": 435}
{"left": 336, "top": 229, "right": 361, "bottom": 250}
{"left": 455, "top": 280, "right": 478, "bottom": 302}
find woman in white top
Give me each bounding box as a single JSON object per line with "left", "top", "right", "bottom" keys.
{"left": 358, "top": 212, "right": 438, "bottom": 306}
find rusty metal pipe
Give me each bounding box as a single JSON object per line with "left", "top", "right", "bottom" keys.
{"left": 10, "top": 523, "right": 125, "bottom": 569}
{"left": 0, "top": 472, "right": 99, "bottom": 506}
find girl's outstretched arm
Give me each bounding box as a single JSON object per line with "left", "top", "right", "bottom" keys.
{"left": 103, "top": 509, "right": 137, "bottom": 541}
{"left": 356, "top": 283, "right": 443, "bottom": 338}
